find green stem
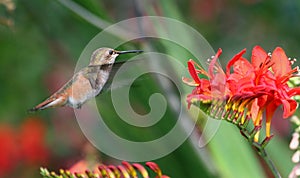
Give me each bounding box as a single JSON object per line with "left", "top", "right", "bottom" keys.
{"left": 257, "top": 148, "right": 281, "bottom": 178}
{"left": 240, "top": 129, "right": 281, "bottom": 177}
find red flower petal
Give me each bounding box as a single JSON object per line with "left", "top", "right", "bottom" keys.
{"left": 271, "top": 47, "right": 291, "bottom": 77}
{"left": 226, "top": 49, "right": 247, "bottom": 76}
{"left": 232, "top": 57, "right": 253, "bottom": 76}
{"left": 187, "top": 60, "right": 201, "bottom": 84}
{"left": 288, "top": 87, "right": 300, "bottom": 96}
{"left": 282, "top": 99, "right": 298, "bottom": 118}
{"left": 251, "top": 45, "right": 268, "bottom": 69}
{"left": 208, "top": 48, "right": 222, "bottom": 77}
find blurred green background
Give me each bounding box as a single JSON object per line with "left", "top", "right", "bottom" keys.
{"left": 1, "top": 0, "right": 300, "bottom": 177}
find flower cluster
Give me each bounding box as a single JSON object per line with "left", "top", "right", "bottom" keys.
{"left": 40, "top": 161, "right": 169, "bottom": 178}
{"left": 183, "top": 46, "right": 300, "bottom": 143}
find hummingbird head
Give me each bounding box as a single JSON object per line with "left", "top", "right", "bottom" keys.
{"left": 89, "top": 47, "right": 143, "bottom": 66}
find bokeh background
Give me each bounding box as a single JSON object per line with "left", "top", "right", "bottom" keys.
{"left": 1, "top": 0, "right": 300, "bottom": 177}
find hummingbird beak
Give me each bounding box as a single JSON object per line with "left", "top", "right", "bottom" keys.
{"left": 115, "top": 50, "right": 143, "bottom": 54}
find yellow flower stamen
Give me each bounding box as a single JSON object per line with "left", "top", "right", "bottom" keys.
{"left": 266, "top": 120, "right": 271, "bottom": 137}
{"left": 254, "top": 110, "right": 263, "bottom": 126}
{"left": 254, "top": 131, "right": 260, "bottom": 143}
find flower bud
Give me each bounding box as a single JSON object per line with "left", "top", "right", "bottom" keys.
{"left": 290, "top": 132, "right": 300, "bottom": 150}
{"left": 292, "top": 150, "right": 300, "bottom": 163}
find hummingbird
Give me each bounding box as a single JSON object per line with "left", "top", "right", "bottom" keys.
{"left": 29, "top": 47, "right": 143, "bottom": 112}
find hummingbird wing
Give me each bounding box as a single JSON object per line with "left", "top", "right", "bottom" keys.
{"left": 84, "top": 69, "right": 98, "bottom": 90}
{"left": 83, "top": 64, "right": 113, "bottom": 93}
{"left": 98, "top": 62, "right": 125, "bottom": 94}
{"left": 100, "top": 60, "right": 147, "bottom": 94}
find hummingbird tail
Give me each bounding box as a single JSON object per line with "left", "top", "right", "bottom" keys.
{"left": 28, "top": 96, "right": 66, "bottom": 112}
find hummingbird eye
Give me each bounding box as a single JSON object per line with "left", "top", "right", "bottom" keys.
{"left": 108, "top": 50, "right": 114, "bottom": 55}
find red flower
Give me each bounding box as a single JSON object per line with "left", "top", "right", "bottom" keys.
{"left": 183, "top": 49, "right": 227, "bottom": 107}
{"left": 0, "top": 125, "right": 19, "bottom": 176}
{"left": 184, "top": 46, "right": 300, "bottom": 142}
{"left": 20, "top": 118, "right": 50, "bottom": 165}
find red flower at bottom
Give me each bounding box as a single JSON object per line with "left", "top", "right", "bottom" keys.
{"left": 0, "top": 125, "right": 19, "bottom": 176}
{"left": 20, "top": 118, "right": 50, "bottom": 165}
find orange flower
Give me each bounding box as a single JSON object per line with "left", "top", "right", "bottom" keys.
{"left": 184, "top": 46, "right": 300, "bottom": 142}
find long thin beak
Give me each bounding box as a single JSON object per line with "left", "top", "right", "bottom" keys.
{"left": 115, "top": 50, "right": 143, "bottom": 54}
